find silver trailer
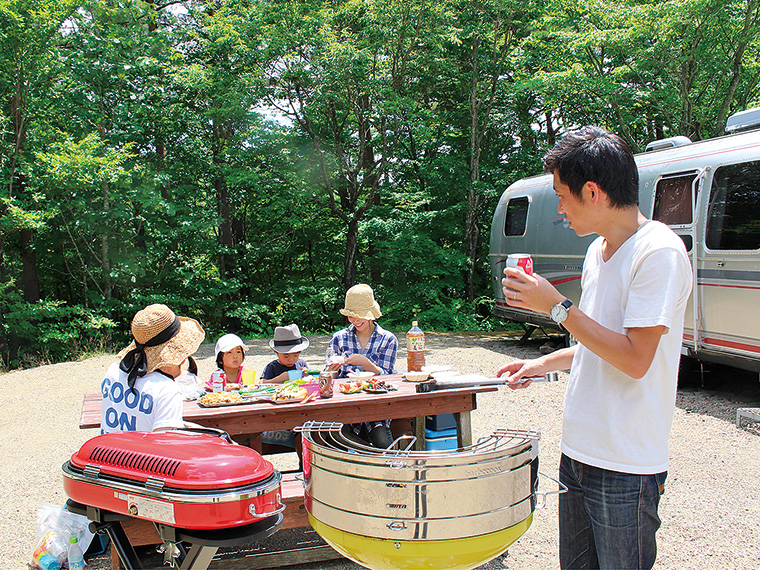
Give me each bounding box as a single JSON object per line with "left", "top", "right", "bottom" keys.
{"left": 489, "top": 108, "right": 760, "bottom": 372}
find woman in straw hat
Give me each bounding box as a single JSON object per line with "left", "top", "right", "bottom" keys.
{"left": 327, "top": 284, "right": 398, "bottom": 448}
{"left": 101, "top": 304, "right": 205, "bottom": 434}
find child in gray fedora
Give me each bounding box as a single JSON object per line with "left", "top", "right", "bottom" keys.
{"left": 261, "top": 324, "right": 310, "bottom": 383}
{"left": 259, "top": 323, "right": 310, "bottom": 467}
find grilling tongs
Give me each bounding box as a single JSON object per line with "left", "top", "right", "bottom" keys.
{"left": 415, "top": 372, "right": 558, "bottom": 392}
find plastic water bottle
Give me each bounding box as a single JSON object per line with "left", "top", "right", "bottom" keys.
{"left": 67, "top": 536, "right": 84, "bottom": 570}
{"left": 406, "top": 321, "right": 426, "bottom": 372}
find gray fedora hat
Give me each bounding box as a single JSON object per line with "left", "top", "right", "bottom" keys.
{"left": 268, "top": 323, "right": 310, "bottom": 353}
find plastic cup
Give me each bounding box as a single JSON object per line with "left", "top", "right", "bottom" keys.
{"left": 288, "top": 369, "right": 303, "bottom": 381}
{"left": 241, "top": 369, "right": 256, "bottom": 385}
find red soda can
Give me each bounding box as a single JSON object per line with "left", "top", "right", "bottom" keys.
{"left": 506, "top": 253, "right": 534, "bottom": 276}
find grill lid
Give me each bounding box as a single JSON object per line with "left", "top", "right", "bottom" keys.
{"left": 70, "top": 430, "right": 274, "bottom": 490}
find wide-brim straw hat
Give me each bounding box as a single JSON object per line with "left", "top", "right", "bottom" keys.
{"left": 339, "top": 283, "right": 382, "bottom": 320}
{"left": 268, "top": 323, "right": 310, "bottom": 353}
{"left": 118, "top": 304, "right": 205, "bottom": 374}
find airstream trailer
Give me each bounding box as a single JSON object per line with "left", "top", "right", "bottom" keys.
{"left": 489, "top": 108, "right": 760, "bottom": 373}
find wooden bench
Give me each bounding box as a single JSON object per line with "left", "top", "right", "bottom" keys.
{"left": 111, "top": 471, "right": 313, "bottom": 569}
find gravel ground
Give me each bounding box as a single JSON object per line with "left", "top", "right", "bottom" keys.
{"left": 2, "top": 331, "right": 759, "bottom": 570}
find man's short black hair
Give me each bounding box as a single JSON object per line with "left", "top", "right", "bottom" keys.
{"left": 543, "top": 126, "right": 639, "bottom": 208}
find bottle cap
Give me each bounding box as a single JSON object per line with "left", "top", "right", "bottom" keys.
{"left": 70, "top": 536, "right": 77, "bottom": 544}
{"left": 412, "top": 320, "right": 418, "bottom": 327}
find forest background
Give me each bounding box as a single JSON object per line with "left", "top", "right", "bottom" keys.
{"left": 1, "top": 0, "right": 758, "bottom": 370}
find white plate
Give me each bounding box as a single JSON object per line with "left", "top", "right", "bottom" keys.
{"left": 347, "top": 371, "right": 375, "bottom": 379}
{"left": 421, "top": 365, "right": 451, "bottom": 374}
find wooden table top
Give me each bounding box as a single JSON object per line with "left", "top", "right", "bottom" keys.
{"left": 80, "top": 376, "right": 497, "bottom": 436}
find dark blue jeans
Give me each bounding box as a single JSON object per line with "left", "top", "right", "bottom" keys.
{"left": 559, "top": 454, "right": 666, "bottom": 570}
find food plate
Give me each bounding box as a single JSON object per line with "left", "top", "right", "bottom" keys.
{"left": 198, "top": 392, "right": 244, "bottom": 408}
{"left": 269, "top": 397, "right": 304, "bottom": 405}
{"left": 362, "top": 379, "right": 397, "bottom": 393}
{"left": 198, "top": 400, "right": 246, "bottom": 408}
{"left": 339, "top": 380, "right": 368, "bottom": 394}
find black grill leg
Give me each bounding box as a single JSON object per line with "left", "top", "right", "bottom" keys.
{"left": 102, "top": 521, "right": 144, "bottom": 570}
{"left": 179, "top": 544, "right": 218, "bottom": 570}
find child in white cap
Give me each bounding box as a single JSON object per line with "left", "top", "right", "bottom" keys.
{"left": 261, "top": 324, "right": 310, "bottom": 383}
{"left": 205, "top": 333, "right": 249, "bottom": 391}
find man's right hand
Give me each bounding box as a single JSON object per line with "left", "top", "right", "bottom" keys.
{"left": 496, "top": 359, "right": 545, "bottom": 389}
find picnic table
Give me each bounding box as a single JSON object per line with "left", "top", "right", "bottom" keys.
{"left": 80, "top": 374, "right": 496, "bottom": 448}
{"left": 78, "top": 376, "right": 498, "bottom": 569}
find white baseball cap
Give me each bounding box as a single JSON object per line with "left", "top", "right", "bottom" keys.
{"left": 214, "top": 333, "right": 249, "bottom": 358}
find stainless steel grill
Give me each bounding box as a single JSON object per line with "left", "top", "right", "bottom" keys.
{"left": 297, "top": 421, "right": 548, "bottom": 570}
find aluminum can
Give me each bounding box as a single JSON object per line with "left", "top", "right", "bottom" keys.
{"left": 506, "top": 253, "right": 533, "bottom": 276}
{"left": 318, "top": 371, "right": 334, "bottom": 398}
{"left": 211, "top": 370, "right": 225, "bottom": 393}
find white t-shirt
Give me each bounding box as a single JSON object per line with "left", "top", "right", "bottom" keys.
{"left": 561, "top": 220, "right": 692, "bottom": 474}
{"left": 100, "top": 362, "right": 184, "bottom": 433}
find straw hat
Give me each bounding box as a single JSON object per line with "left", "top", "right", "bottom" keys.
{"left": 118, "top": 304, "right": 205, "bottom": 379}
{"left": 339, "top": 284, "right": 382, "bottom": 320}
{"left": 215, "top": 333, "right": 249, "bottom": 359}
{"left": 269, "top": 324, "right": 310, "bottom": 353}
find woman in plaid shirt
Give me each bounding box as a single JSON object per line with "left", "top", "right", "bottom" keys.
{"left": 327, "top": 284, "right": 398, "bottom": 447}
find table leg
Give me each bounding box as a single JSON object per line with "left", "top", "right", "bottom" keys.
{"left": 414, "top": 416, "right": 425, "bottom": 451}
{"left": 456, "top": 411, "right": 472, "bottom": 448}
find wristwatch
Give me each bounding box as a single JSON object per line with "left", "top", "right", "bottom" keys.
{"left": 550, "top": 299, "right": 573, "bottom": 324}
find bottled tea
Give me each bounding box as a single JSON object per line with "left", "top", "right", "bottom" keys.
{"left": 406, "top": 321, "right": 426, "bottom": 372}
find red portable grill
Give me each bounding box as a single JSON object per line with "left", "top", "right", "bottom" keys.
{"left": 63, "top": 428, "right": 285, "bottom": 569}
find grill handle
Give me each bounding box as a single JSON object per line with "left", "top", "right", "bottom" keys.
{"left": 249, "top": 493, "right": 287, "bottom": 518}
{"left": 535, "top": 471, "right": 568, "bottom": 509}
{"left": 172, "top": 425, "right": 234, "bottom": 443}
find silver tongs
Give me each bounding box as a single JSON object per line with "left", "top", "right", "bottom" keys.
{"left": 415, "top": 372, "right": 559, "bottom": 392}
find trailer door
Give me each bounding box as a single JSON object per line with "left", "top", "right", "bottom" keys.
{"left": 701, "top": 160, "right": 760, "bottom": 362}
{"left": 652, "top": 171, "right": 701, "bottom": 350}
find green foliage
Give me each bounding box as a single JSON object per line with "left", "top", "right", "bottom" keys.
{"left": 0, "top": 0, "right": 757, "bottom": 369}
{"left": 0, "top": 292, "right": 116, "bottom": 369}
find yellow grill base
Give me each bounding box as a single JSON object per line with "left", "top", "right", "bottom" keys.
{"left": 308, "top": 512, "right": 533, "bottom": 570}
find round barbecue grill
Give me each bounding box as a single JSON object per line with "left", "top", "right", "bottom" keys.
{"left": 298, "top": 421, "right": 547, "bottom": 570}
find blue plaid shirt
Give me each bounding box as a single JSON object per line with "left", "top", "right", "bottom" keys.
{"left": 327, "top": 322, "right": 399, "bottom": 440}
{"left": 327, "top": 322, "right": 398, "bottom": 377}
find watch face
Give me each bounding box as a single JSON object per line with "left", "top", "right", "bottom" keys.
{"left": 551, "top": 303, "right": 567, "bottom": 323}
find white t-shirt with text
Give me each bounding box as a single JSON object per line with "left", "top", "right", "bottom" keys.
{"left": 100, "top": 362, "right": 184, "bottom": 433}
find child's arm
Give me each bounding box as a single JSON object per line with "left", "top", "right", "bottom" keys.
{"left": 263, "top": 371, "right": 289, "bottom": 384}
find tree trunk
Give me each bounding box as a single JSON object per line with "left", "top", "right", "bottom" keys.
{"left": 344, "top": 218, "right": 359, "bottom": 291}
{"left": 216, "top": 176, "right": 234, "bottom": 281}
{"left": 19, "top": 228, "right": 40, "bottom": 302}
{"left": 101, "top": 181, "right": 112, "bottom": 302}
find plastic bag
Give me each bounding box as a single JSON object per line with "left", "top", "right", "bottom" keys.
{"left": 33, "top": 503, "right": 94, "bottom": 569}
{"left": 175, "top": 371, "right": 204, "bottom": 401}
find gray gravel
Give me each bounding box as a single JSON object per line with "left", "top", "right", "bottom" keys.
{"left": 2, "top": 331, "right": 759, "bottom": 570}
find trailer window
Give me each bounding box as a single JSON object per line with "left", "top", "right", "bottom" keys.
{"left": 504, "top": 197, "right": 529, "bottom": 236}
{"left": 653, "top": 174, "right": 696, "bottom": 225}
{"left": 706, "top": 161, "right": 760, "bottom": 250}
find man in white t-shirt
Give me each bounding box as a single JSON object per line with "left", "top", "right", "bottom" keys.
{"left": 101, "top": 304, "right": 205, "bottom": 434}
{"left": 496, "top": 126, "right": 692, "bottom": 570}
